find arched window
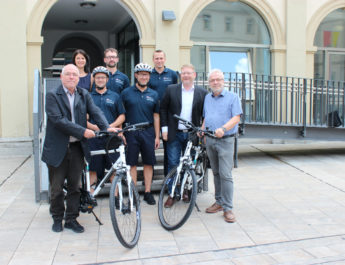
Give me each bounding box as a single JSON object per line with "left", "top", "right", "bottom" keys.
{"left": 190, "top": 0, "right": 271, "bottom": 75}
{"left": 314, "top": 8, "right": 345, "bottom": 81}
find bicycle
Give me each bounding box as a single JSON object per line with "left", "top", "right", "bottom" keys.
{"left": 78, "top": 122, "right": 150, "bottom": 248}
{"left": 157, "top": 114, "right": 215, "bottom": 231}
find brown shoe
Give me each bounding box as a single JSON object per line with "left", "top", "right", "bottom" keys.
{"left": 224, "top": 210, "right": 236, "bottom": 223}
{"left": 164, "top": 196, "right": 175, "bottom": 208}
{"left": 205, "top": 202, "right": 223, "bottom": 213}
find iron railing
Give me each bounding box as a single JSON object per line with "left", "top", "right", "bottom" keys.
{"left": 196, "top": 72, "right": 345, "bottom": 129}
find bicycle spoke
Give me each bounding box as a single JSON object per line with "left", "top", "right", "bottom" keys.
{"left": 109, "top": 174, "right": 141, "bottom": 248}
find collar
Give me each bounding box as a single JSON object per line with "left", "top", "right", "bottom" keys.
{"left": 152, "top": 67, "right": 167, "bottom": 74}
{"left": 62, "top": 85, "right": 76, "bottom": 95}
{"left": 92, "top": 88, "right": 108, "bottom": 95}
{"left": 135, "top": 84, "right": 148, "bottom": 93}
{"left": 182, "top": 84, "right": 195, "bottom": 92}
{"left": 211, "top": 88, "right": 226, "bottom": 97}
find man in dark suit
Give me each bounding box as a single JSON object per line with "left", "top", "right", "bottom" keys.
{"left": 160, "top": 64, "right": 208, "bottom": 207}
{"left": 42, "top": 64, "right": 115, "bottom": 233}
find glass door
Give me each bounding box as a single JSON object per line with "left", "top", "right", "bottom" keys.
{"left": 328, "top": 52, "right": 345, "bottom": 81}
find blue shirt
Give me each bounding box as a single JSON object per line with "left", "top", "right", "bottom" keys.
{"left": 121, "top": 85, "right": 159, "bottom": 125}
{"left": 203, "top": 89, "right": 242, "bottom": 135}
{"left": 148, "top": 67, "right": 178, "bottom": 101}
{"left": 90, "top": 89, "right": 125, "bottom": 124}
{"left": 92, "top": 70, "right": 130, "bottom": 95}
{"left": 78, "top": 73, "right": 91, "bottom": 91}
{"left": 107, "top": 70, "right": 130, "bottom": 94}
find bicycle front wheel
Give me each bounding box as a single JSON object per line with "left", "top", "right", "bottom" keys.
{"left": 109, "top": 173, "right": 141, "bottom": 248}
{"left": 158, "top": 166, "right": 197, "bottom": 231}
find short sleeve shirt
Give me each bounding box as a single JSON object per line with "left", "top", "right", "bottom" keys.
{"left": 203, "top": 89, "right": 243, "bottom": 135}
{"left": 107, "top": 70, "right": 130, "bottom": 95}
{"left": 148, "top": 67, "right": 178, "bottom": 101}
{"left": 121, "top": 85, "right": 159, "bottom": 125}
{"left": 90, "top": 89, "right": 125, "bottom": 124}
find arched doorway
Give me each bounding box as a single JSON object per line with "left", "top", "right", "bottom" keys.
{"left": 190, "top": 0, "right": 271, "bottom": 76}
{"left": 41, "top": 0, "right": 140, "bottom": 81}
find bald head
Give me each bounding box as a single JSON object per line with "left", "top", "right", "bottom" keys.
{"left": 60, "top": 64, "right": 80, "bottom": 92}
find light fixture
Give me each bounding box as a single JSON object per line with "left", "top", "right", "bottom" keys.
{"left": 74, "top": 19, "right": 88, "bottom": 24}
{"left": 80, "top": 0, "right": 97, "bottom": 8}
{"left": 162, "top": 10, "right": 176, "bottom": 21}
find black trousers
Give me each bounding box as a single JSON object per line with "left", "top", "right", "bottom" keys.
{"left": 48, "top": 142, "right": 84, "bottom": 222}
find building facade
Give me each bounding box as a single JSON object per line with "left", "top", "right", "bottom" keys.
{"left": 0, "top": 0, "right": 344, "bottom": 138}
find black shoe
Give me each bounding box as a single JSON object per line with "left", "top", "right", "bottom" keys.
{"left": 143, "top": 192, "right": 156, "bottom": 205}
{"left": 52, "top": 220, "right": 63, "bottom": 232}
{"left": 64, "top": 220, "right": 84, "bottom": 233}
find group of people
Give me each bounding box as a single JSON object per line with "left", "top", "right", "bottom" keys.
{"left": 42, "top": 47, "right": 242, "bottom": 234}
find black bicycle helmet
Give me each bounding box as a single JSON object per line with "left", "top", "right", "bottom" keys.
{"left": 92, "top": 66, "right": 110, "bottom": 77}
{"left": 134, "top": 63, "right": 152, "bottom": 73}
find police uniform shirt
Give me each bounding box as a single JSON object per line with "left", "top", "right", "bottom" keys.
{"left": 90, "top": 89, "right": 125, "bottom": 124}
{"left": 107, "top": 70, "right": 130, "bottom": 95}
{"left": 148, "top": 67, "right": 178, "bottom": 101}
{"left": 121, "top": 85, "right": 159, "bottom": 125}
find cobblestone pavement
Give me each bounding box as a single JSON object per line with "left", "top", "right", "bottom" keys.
{"left": 1, "top": 141, "right": 345, "bottom": 265}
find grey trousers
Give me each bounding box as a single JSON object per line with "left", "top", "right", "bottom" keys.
{"left": 206, "top": 136, "right": 235, "bottom": 212}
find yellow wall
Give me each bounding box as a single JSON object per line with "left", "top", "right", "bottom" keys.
{"left": 0, "top": 0, "right": 341, "bottom": 138}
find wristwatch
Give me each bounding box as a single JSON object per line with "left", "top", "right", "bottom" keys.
{"left": 221, "top": 127, "right": 226, "bottom": 133}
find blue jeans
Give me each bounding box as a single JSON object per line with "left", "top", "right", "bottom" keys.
{"left": 166, "top": 132, "right": 189, "bottom": 193}
{"left": 167, "top": 132, "right": 189, "bottom": 174}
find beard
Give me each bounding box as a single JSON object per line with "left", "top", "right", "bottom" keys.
{"left": 211, "top": 87, "right": 223, "bottom": 94}
{"left": 137, "top": 81, "right": 148, "bottom": 88}
{"left": 96, "top": 85, "right": 106, "bottom": 90}
{"left": 106, "top": 62, "right": 117, "bottom": 68}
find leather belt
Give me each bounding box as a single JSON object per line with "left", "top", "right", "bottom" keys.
{"left": 177, "top": 129, "right": 189, "bottom": 133}
{"left": 222, "top": 134, "right": 236, "bottom": 138}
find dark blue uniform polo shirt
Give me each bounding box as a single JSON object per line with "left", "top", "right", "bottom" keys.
{"left": 107, "top": 70, "right": 130, "bottom": 94}
{"left": 90, "top": 89, "right": 125, "bottom": 124}
{"left": 92, "top": 70, "right": 130, "bottom": 95}
{"left": 121, "top": 85, "right": 159, "bottom": 125}
{"left": 148, "top": 67, "right": 178, "bottom": 101}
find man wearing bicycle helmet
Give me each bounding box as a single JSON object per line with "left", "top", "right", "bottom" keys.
{"left": 88, "top": 66, "right": 125, "bottom": 191}
{"left": 202, "top": 69, "right": 242, "bottom": 223}
{"left": 121, "top": 63, "right": 160, "bottom": 205}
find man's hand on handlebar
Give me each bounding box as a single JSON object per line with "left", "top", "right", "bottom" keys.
{"left": 84, "top": 128, "right": 96, "bottom": 139}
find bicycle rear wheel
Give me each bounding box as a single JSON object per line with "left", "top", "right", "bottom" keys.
{"left": 158, "top": 166, "right": 197, "bottom": 231}
{"left": 109, "top": 173, "right": 141, "bottom": 248}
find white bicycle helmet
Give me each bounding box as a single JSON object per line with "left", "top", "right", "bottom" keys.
{"left": 92, "top": 66, "right": 110, "bottom": 77}
{"left": 134, "top": 63, "right": 152, "bottom": 73}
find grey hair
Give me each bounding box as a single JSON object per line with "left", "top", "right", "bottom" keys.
{"left": 208, "top": 69, "right": 224, "bottom": 80}
{"left": 61, "top": 64, "right": 79, "bottom": 75}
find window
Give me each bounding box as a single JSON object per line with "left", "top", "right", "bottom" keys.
{"left": 246, "top": 18, "right": 254, "bottom": 34}
{"left": 225, "top": 17, "right": 233, "bottom": 32}
{"left": 203, "top": 14, "right": 212, "bottom": 31}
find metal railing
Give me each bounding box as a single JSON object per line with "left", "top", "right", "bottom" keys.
{"left": 196, "top": 72, "right": 345, "bottom": 130}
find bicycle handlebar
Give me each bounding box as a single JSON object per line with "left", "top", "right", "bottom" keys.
{"left": 173, "top": 114, "right": 216, "bottom": 138}
{"left": 95, "top": 122, "right": 151, "bottom": 137}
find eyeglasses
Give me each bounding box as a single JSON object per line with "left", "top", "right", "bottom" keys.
{"left": 105, "top": 56, "right": 117, "bottom": 59}
{"left": 95, "top": 76, "right": 107, "bottom": 80}
{"left": 209, "top": 78, "right": 224, "bottom": 83}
